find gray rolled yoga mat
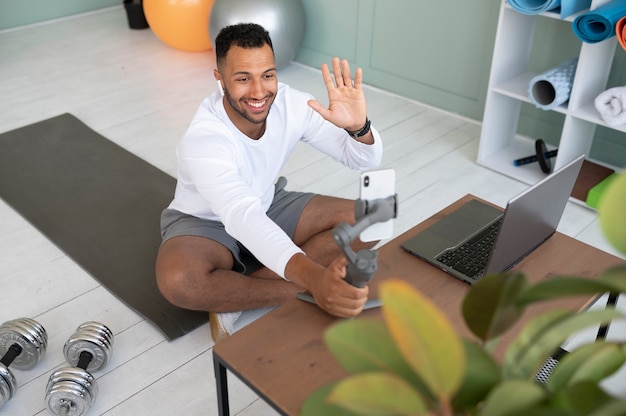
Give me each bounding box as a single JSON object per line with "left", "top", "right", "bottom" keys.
{"left": 528, "top": 57, "right": 578, "bottom": 111}
{"left": 0, "top": 114, "right": 207, "bottom": 340}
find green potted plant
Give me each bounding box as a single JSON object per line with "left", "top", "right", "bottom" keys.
{"left": 301, "top": 172, "right": 626, "bottom": 416}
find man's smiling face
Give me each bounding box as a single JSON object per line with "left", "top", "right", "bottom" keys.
{"left": 216, "top": 44, "right": 277, "bottom": 137}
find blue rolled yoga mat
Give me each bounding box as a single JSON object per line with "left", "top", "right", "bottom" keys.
{"left": 507, "top": 0, "right": 561, "bottom": 14}
{"left": 573, "top": 0, "right": 626, "bottom": 43}
{"left": 507, "top": 0, "right": 590, "bottom": 17}
{"left": 528, "top": 57, "right": 578, "bottom": 110}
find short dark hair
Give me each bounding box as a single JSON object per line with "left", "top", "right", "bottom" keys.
{"left": 215, "top": 23, "right": 274, "bottom": 69}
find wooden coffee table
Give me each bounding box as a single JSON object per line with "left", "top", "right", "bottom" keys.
{"left": 213, "top": 194, "right": 624, "bottom": 415}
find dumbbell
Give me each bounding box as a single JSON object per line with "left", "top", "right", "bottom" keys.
{"left": 45, "top": 322, "right": 114, "bottom": 416}
{"left": 0, "top": 317, "right": 48, "bottom": 408}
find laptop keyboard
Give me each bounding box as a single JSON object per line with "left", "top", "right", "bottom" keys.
{"left": 436, "top": 218, "right": 503, "bottom": 280}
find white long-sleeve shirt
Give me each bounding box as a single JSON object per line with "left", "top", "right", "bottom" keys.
{"left": 168, "top": 82, "right": 383, "bottom": 278}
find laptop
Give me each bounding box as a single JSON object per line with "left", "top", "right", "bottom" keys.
{"left": 401, "top": 154, "right": 585, "bottom": 284}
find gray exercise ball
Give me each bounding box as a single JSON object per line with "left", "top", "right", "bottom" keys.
{"left": 209, "top": 0, "right": 306, "bottom": 70}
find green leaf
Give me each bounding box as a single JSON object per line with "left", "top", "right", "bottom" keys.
{"left": 565, "top": 343, "right": 626, "bottom": 386}
{"left": 325, "top": 320, "right": 409, "bottom": 376}
{"left": 503, "top": 309, "right": 623, "bottom": 380}
{"left": 556, "top": 381, "right": 615, "bottom": 415}
{"left": 518, "top": 265, "right": 626, "bottom": 306}
{"left": 462, "top": 272, "right": 528, "bottom": 342}
{"left": 506, "top": 409, "right": 571, "bottom": 416}
{"left": 598, "top": 265, "right": 626, "bottom": 292}
{"left": 587, "top": 399, "right": 626, "bottom": 416}
{"left": 548, "top": 342, "right": 612, "bottom": 392}
{"left": 380, "top": 279, "right": 465, "bottom": 401}
{"left": 503, "top": 408, "right": 571, "bottom": 416}
{"left": 452, "top": 340, "right": 501, "bottom": 410}
{"left": 517, "top": 277, "right": 623, "bottom": 306}
{"left": 327, "top": 372, "right": 428, "bottom": 416}
{"left": 300, "top": 383, "right": 359, "bottom": 416}
{"left": 478, "top": 379, "right": 547, "bottom": 416}
{"left": 324, "top": 319, "right": 434, "bottom": 399}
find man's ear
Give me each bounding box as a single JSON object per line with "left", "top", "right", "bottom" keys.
{"left": 214, "top": 69, "right": 224, "bottom": 96}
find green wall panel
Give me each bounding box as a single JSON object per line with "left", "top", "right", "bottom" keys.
{"left": 0, "top": 0, "right": 120, "bottom": 30}
{"left": 298, "top": 0, "right": 500, "bottom": 120}
{"left": 369, "top": 1, "right": 494, "bottom": 106}
{"left": 301, "top": 0, "right": 359, "bottom": 62}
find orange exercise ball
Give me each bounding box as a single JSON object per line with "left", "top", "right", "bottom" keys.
{"left": 143, "top": 0, "right": 215, "bottom": 52}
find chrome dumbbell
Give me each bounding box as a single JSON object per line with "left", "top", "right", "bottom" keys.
{"left": 45, "top": 322, "right": 114, "bottom": 416}
{"left": 0, "top": 317, "right": 48, "bottom": 408}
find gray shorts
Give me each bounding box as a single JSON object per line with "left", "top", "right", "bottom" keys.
{"left": 160, "top": 178, "right": 316, "bottom": 274}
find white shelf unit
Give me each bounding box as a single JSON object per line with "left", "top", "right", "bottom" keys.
{"left": 478, "top": 0, "right": 624, "bottom": 187}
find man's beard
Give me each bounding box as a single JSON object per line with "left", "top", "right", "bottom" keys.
{"left": 223, "top": 84, "right": 272, "bottom": 125}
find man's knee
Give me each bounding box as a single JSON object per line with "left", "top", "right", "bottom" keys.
{"left": 156, "top": 264, "right": 195, "bottom": 308}
{"left": 155, "top": 236, "right": 232, "bottom": 308}
{"left": 157, "top": 242, "right": 228, "bottom": 308}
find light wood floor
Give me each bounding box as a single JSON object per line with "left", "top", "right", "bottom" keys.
{"left": 1, "top": 6, "right": 624, "bottom": 416}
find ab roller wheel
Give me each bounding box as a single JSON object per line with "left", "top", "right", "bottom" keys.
{"left": 513, "top": 139, "right": 558, "bottom": 174}
{"left": 0, "top": 317, "right": 48, "bottom": 409}
{"left": 45, "top": 321, "right": 114, "bottom": 416}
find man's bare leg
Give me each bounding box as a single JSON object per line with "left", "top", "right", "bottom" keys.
{"left": 156, "top": 236, "right": 302, "bottom": 312}
{"left": 155, "top": 195, "right": 375, "bottom": 311}
{"left": 247, "top": 195, "right": 376, "bottom": 279}
{"left": 293, "top": 195, "right": 376, "bottom": 263}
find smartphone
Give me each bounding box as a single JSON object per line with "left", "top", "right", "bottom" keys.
{"left": 358, "top": 169, "right": 396, "bottom": 242}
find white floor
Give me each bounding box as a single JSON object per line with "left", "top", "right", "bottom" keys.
{"left": 1, "top": 5, "right": 624, "bottom": 416}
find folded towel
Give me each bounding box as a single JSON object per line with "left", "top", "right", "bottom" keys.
{"left": 594, "top": 86, "right": 626, "bottom": 126}
{"left": 618, "top": 16, "right": 626, "bottom": 51}
{"left": 573, "top": 0, "right": 626, "bottom": 43}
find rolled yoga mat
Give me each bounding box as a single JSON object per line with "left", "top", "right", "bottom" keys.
{"left": 573, "top": 0, "right": 626, "bottom": 43}
{"left": 528, "top": 57, "right": 578, "bottom": 110}
{"left": 618, "top": 15, "right": 626, "bottom": 50}
{"left": 507, "top": 0, "right": 560, "bottom": 14}
{"left": 507, "top": 0, "right": 590, "bottom": 17}
{"left": 0, "top": 114, "right": 208, "bottom": 341}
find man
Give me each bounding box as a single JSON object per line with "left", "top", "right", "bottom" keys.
{"left": 155, "top": 23, "right": 383, "bottom": 342}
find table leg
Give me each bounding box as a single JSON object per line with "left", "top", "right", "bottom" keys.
{"left": 213, "top": 353, "right": 230, "bottom": 416}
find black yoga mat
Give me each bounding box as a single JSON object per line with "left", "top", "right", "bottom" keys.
{"left": 0, "top": 114, "right": 207, "bottom": 340}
